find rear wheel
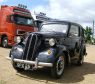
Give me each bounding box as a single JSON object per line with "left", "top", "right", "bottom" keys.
{"left": 2, "top": 37, "right": 8, "bottom": 48}
{"left": 77, "top": 48, "right": 84, "bottom": 66}
{"left": 51, "top": 53, "right": 65, "bottom": 78}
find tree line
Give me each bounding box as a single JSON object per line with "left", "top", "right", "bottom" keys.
{"left": 84, "top": 26, "right": 95, "bottom": 44}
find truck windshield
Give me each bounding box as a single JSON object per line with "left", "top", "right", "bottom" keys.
{"left": 14, "top": 15, "right": 34, "bottom": 26}
{"left": 40, "top": 24, "right": 68, "bottom": 33}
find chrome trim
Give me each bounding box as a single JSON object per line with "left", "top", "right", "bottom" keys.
{"left": 26, "top": 34, "right": 33, "bottom": 60}
{"left": 31, "top": 34, "right": 38, "bottom": 60}
{"left": 7, "top": 57, "right": 53, "bottom": 67}
{"left": 17, "top": 29, "right": 25, "bottom": 35}
{"left": 14, "top": 10, "right": 31, "bottom": 16}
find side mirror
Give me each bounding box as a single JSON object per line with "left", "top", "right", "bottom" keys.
{"left": 68, "top": 33, "right": 72, "bottom": 37}
{"left": 6, "top": 15, "right": 14, "bottom": 23}
{"left": 34, "top": 20, "right": 42, "bottom": 31}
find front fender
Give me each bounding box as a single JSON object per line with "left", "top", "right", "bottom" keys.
{"left": 56, "top": 45, "right": 71, "bottom": 64}
{"left": 37, "top": 45, "right": 68, "bottom": 63}
{"left": 56, "top": 45, "right": 67, "bottom": 54}
{"left": 37, "top": 48, "right": 57, "bottom": 63}
{"left": 10, "top": 43, "right": 25, "bottom": 59}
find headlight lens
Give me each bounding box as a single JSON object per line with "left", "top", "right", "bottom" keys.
{"left": 14, "top": 36, "right": 21, "bottom": 43}
{"left": 17, "top": 47, "right": 23, "bottom": 52}
{"left": 13, "top": 46, "right": 23, "bottom": 52}
{"left": 49, "top": 38, "right": 56, "bottom": 46}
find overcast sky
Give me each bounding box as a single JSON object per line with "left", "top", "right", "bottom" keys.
{"left": 0, "top": 0, "right": 95, "bottom": 29}
{"left": 33, "top": 0, "right": 95, "bottom": 28}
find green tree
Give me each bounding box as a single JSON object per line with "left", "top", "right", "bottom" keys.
{"left": 84, "top": 26, "right": 93, "bottom": 43}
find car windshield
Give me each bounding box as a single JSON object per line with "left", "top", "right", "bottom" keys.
{"left": 40, "top": 24, "right": 68, "bottom": 33}
{"left": 14, "top": 15, "right": 34, "bottom": 26}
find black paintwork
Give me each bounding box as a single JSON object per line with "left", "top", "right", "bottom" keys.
{"left": 10, "top": 20, "right": 86, "bottom": 64}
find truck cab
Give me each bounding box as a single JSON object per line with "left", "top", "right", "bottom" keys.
{"left": 0, "top": 5, "right": 36, "bottom": 47}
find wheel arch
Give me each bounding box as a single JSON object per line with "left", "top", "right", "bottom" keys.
{"left": 1, "top": 34, "right": 8, "bottom": 47}
{"left": 63, "top": 51, "right": 71, "bottom": 65}
{"left": 75, "top": 42, "right": 78, "bottom": 48}
{"left": 1, "top": 34, "right": 8, "bottom": 41}
{"left": 56, "top": 45, "right": 71, "bottom": 65}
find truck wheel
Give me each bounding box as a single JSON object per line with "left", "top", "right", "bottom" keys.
{"left": 51, "top": 53, "right": 65, "bottom": 78}
{"left": 2, "top": 37, "right": 8, "bottom": 48}
{"left": 77, "top": 48, "right": 84, "bottom": 66}
{"left": 12, "top": 62, "right": 24, "bottom": 72}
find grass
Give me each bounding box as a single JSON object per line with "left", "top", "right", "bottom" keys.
{"left": 0, "top": 80, "right": 6, "bottom": 84}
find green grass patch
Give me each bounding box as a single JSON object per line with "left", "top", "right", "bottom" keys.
{"left": 0, "top": 80, "right": 6, "bottom": 84}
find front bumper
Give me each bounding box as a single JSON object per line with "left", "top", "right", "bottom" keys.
{"left": 7, "top": 57, "right": 53, "bottom": 68}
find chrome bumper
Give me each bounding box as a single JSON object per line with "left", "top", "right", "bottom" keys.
{"left": 7, "top": 57, "right": 53, "bottom": 68}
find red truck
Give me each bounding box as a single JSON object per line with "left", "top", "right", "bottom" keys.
{"left": 0, "top": 5, "right": 35, "bottom": 47}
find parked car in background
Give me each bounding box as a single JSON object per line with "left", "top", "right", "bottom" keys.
{"left": 9, "top": 21, "right": 87, "bottom": 78}
{"left": 91, "top": 38, "right": 95, "bottom": 45}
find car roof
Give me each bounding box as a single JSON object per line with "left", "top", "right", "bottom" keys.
{"left": 42, "top": 20, "right": 83, "bottom": 29}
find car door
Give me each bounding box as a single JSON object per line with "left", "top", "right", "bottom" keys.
{"left": 69, "top": 24, "right": 80, "bottom": 49}
{"left": 63, "top": 23, "right": 80, "bottom": 49}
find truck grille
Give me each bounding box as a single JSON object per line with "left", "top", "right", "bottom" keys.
{"left": 17, "top": 31, "right": 25, "bottom": 35}
{"left": 23, "top": 34, "right": 39, "bottom": 60}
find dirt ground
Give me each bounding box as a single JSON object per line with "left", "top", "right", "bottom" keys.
{"left": 0, "top": 45, "right": 95, "bottom": 84}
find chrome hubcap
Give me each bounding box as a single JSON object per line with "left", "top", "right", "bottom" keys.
{"left": 74, "top": 48, "right": 80, "bottom": 57}
{"left": 56, "top": 56, "right": 64, "bottom": 75}
{"left": 3, "top": 39, "right": 7, "bottom": 47}
{"left": 80, "top": 56, "right": 84, "bottom": 64}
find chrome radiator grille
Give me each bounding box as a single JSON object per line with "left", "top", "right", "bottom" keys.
{"left": 23, "top": 34, "right": 38, "bottom": 60}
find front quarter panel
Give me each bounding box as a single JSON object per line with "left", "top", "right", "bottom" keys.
{"left": 10, "top": 43, "right": 25, "bottom": 59}
{"left": 37, "top": 48, "right": 57, "bottom": 63}
{"left": 37, "top": 45, "right": 68, "bottom": 63}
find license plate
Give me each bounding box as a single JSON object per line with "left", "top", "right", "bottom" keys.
{"left": 24, "top": 64, "right": 30, "bottom": 70}
{"left": 17, "top": 63, "right": 24, "bottom": 68}
{"left": 17, "top": 63, "right": 30, "bottom": 70}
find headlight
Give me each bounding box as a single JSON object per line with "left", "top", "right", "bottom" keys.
{"left": 13, "top": 46, "right": 23, "bottom": 52}
{"left": 49, "top": 38, "right": 56, "bottom": 46}
{"left": 17, "top": 47, "right": 23, "bottom": 52}
{"left": 14, "top": 36, "right": 21, "bottom": 43}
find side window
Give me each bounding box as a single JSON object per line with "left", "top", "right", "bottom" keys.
{"left": 69, "top": 25, "right": 79, "bottom": 36}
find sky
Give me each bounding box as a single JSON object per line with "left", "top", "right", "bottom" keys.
{"left": 0, "top": 0, "right": 95, "bottom": 30}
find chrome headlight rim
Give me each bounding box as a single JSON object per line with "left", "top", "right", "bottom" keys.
{"left": 49, "top": 38, "right": 56, "bottom": 46}
{"left": 12, "top": 45, "right": 23, "bottom": 52}
{"left": 14, "top": 36, "right": 21, "bottom": 43}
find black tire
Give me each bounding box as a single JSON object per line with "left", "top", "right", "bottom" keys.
{"left": 2, "top": 37, "right": 8, "bottom": 48}
{"left": 74, "top": 45, "right": 79, "bottom": 57}
{"left": 77, "top": 48, "right": 84, "bottom": 66}
{"left": 9, "top": 51, "right": 11, "bottom": 57}
{"left": 51, "top": 53, "right": 66, "bottom": 79}
{"left": 12, "top": 62, "right": 24, "bottom": 72}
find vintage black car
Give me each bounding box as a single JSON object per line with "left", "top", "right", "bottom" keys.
{"left": 9, "top": 21, "right": 87, "bottom": 78}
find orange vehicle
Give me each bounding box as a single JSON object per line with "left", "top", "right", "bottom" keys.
{"left": 0, "top": 5, "right": 35, "bottom": 47}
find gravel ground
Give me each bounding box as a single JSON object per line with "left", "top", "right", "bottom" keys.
{"left": 0, "top": 45, "right": 95, "bottom": 84}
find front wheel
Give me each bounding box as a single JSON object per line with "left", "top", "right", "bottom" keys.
{"left": 2, "top": 37, "right": 8, "bottom": 48}
{"left": 51, "top": 54, "right": 65, "bottom": 78}
{"left": 12, "top": 62, "right": 24, "bottom": 72}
